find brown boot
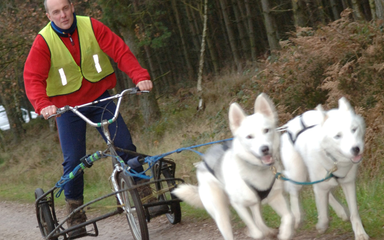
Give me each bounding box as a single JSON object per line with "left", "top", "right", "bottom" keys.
{"left": 136, "top": 179, "right": 157, "bottom": 204}
{"left": 136, "top": 179, "right": 169, "bottom": 218}
{"left": 66, "top": 199, "right": 87, "bottom": 239}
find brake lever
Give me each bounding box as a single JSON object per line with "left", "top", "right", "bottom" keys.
{"left": 47, "top": 105, "right": 70, "bottom": 119}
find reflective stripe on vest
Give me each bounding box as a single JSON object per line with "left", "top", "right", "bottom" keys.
{"left": 39, "top": 16, "right": 114, "bottom": 97}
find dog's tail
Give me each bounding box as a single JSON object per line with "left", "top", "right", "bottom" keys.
{"left": 172, "top": 184, "right": 204, "bottom": 208}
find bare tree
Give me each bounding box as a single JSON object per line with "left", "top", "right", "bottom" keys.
{"left": 219, "top": 0, "right": 242, "bottom": 72}
{"left": 197, "top": 0, "right": 208, "bottom": 112}
{"left": 261, "top": 0, "right": 280, "bottom": 51}
{"left": 171, "top": 0, "right": 195, "bottom": 81}
{"left": 292, "top": 0, "right": 307, "bottom": 27}
{"left": 330, "top": 0, "right": 340, "bottom": 20}
{"left": 374, "top": 0, "right": 384, "bottom": 19}
{"left": 244, "top": 0, "right": 257, "bottom": 61}
{"left": 351, "top": 0, "right": 365, "bottom": 20}
{"left": 231, "top": 0, "right": 249, "bottom": 58}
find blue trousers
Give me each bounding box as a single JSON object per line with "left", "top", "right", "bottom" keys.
{"left": 56, "top": 91, "right": 142, "bottom": 200}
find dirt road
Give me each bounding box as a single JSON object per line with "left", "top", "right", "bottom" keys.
{"left": 0, "top": 201, "right": 246, "bottom": 240}
{"left": 0, "top": 201, "right": 355, "bottom": 240}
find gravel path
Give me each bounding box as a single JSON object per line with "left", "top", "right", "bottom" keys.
{"left": 0, "top": 201, "right": 358, "bottom": 240}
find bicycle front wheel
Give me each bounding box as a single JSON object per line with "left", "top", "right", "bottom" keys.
{"left": 117, "top": 172, "right": 149, "bottom": 240}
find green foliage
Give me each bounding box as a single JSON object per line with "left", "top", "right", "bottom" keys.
{"left": 139, "top": 21, "right": 172, "bottom": 49}
{"left": 98, "top": 0, "right": 171, "bottom": 50}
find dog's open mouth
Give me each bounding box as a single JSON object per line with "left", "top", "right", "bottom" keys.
{"left": 351, "top": 154, "right": 363, "bottom": 163}
{"left": 261, "top": 155, "right": 274, "bottom": 165}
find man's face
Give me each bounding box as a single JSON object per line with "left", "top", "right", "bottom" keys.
{"left": 45, "top": 0, "right": 74, "bottom": 30}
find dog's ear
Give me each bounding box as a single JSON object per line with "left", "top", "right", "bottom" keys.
{"left": 255, "top": 93, "right": 278, "bottom": 122}
{"left": 316, "top": 104, "right": 328, "bottom": 125}
{"left": 315, "top": 104, "right": 324, "bottom": 112}
{"left": 229, "top": 102, "right": 246, "bottom": 134}
{"left": 338, "top": 97, "right": 355, "bottom": 113}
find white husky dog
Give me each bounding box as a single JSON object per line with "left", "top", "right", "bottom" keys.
{"left": 280, "top": 97, "right": 369, "bottom": 240}
{"left": 173, "top": 93, "right": 294, "bottom": 240}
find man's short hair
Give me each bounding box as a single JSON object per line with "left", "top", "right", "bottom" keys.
{"left": 44, "top": 0, "right": 72, "bottom": 13}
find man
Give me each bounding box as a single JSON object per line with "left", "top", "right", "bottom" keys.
{"left": 24, "top": 0, "right": 156, "bottom": 237}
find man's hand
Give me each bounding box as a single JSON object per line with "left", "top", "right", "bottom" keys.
{"left": 136, "top": 80, "right": 153, "bottom": 91}
{"left": 41, "top": 105, "right": 57, "bottom": 119}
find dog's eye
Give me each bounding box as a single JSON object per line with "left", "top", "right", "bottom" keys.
{"left": 246, "top": 135, "right": 253, "bottom": 139}
{"left": 264, "top": 128, "right": 269, "bottom": 134}
{"left": 334, "top": 133, "right": 342, "bottom": 139}
{"left": 352, "top": 127, "right": 357, "bottom": 133}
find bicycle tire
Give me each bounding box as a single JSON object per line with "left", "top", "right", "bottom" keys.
{"left": 35, "top": 188, "right": 57, "bottom": 240}
{"left": 117, "top": 172, "right": 149, "bottom": 240}
{"left": 157, "top": 166, "right": 182, "bottom": 224}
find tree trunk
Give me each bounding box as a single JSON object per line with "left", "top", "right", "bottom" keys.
{"left": 185, "top": 4, "right": 201, "bottom": 56}
{"left": 231, "top": 0, "right": 249, "bottom": 59}
{"left": 341, "top": 0, "right": 350, "bottom": 9}
{"left": 140, "top": 92, "right": 161, "bottom": 125}
{"left": 316, "top": 0, "right": 327, "bottom": 24}
{"left": 330, "top": 0, "right": 340, "bottom": 20}
{"left": 205, "top": 31, "right": 220, "bottom": 75}
{"left": 214, "top": 0, "right": 231, "bottom": 61}
{"left": 260, "top": 0, "right": 280, "bottom": 51}
{"left": 369, "top": 0, "right": 377, "bottom": 20}
{"left": 129, "top": 0, "right": 162, "bottom": 125}
{"left": 197, "top": 0, "right": 208, "bottom": 112}
{"left": 375, "top": 0, "right": 384, "bottom": 19}
{"left": 171, "top": 0, "right": 195, "bottom": 81}
{"left": 304, "top": 0, "right": 316, "bottom": 26}
{"left": 219, "top": 0, "right": 242, "bottom": 72}
{"left": 351, "top": 0, "right": 365, "bottom": 20}
{"left": 244, "top": 0, "right": 257, "bottom": 60}
{"left": 195, "top": 2, "right": 220, "bottom": 74}
{"left": 292, "top": 0, "right": 307, "bottom": 27}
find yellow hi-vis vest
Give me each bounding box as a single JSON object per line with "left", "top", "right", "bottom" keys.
{"left": 39, "top": 16, "right": 114, "bottom": 97}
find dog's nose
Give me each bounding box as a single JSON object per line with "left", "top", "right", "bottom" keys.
{"left": 351, "top": 146, "right": 360, "bottom": 156}
{"left": 261, "top": 146, "right": 269, "bottom": 155}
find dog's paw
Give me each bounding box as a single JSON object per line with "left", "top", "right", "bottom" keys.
{"left": 245, "top": 227, "right": 263, "bottom": 239}
{"left": 316, "top": 221, "right": 328, "bottom": 234}
{"left": 355, "top": 233, "right": 369, "bottom": 240}
{"left": 339, "top": 213, "right": 350, "bottom": 222}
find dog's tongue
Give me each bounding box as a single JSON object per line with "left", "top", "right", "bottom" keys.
{"left": 261, "top": 155, "right": 274, "bottom": 165}
{"left": 352, "top": 154, "right": 363, "bottom": 163}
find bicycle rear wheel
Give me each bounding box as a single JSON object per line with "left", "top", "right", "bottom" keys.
{"left": 117, "top": 172, "right": 149, "bottom": 240}
{"left": 157, "top": 164, "right": 182, "bottom": 224}
{"left": 35, "top": 188, "right": 57, "bottom": 240}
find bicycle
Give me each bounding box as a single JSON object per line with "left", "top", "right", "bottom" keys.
{"left": 34, "top": 87, "right": 184, "bottom": 240}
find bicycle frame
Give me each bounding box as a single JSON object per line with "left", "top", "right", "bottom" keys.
{"left": 35, "top": 88, "right": 184, "bottom": 240}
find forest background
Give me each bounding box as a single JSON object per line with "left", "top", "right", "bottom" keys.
{"left": 1, "top": 0, "right": 384, "bottom": 239}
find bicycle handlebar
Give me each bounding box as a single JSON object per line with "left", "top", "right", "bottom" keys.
{"left": 48, "top": 87, "right": 148, "bottom": 127}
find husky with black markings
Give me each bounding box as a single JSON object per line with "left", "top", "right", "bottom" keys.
{"left": 280, "top": 97, "right": 369, "bottom": 240}
{"left": 173, "top": 93, "right": 294, "bottom": 240}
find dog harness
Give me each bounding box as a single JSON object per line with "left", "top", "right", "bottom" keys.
{"left": 203, "top": 142, "right": 274, "bottom": 200}
{"left": 245, "top": 179, "right": 274, "bottom": 201}
{"left": 287, "top": 115, "right": 316, "bottom": 144}
{"left": 284, "top": 115, "right": 343, "bottom": 181}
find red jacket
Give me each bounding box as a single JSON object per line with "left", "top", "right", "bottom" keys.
{"left": 24, "top": 18, "right": 150, "bottom": 115}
